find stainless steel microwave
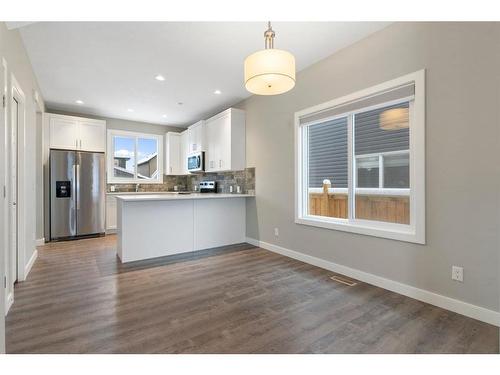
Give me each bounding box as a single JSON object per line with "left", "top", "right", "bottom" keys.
{"left": 187, "top": 151, "right": 205, "bottom": 172}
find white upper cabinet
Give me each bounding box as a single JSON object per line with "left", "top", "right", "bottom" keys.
{"left": 165, "top": 132, "right": 181, "bottom": 175}
{"left": 180, "top": 129, "right": 189, "bottom": 175}
{"left": 49, "top": 115, "right": 78, "bottom": 150}
{"left": 78, "top": 118, "right": 107, "bottom": 152}
{"left": 187, "top": 120, "right": 205, "bottom": 153}
{"left": 49, "top": 113, "right": 106, "bottom": 152}
{"left": 205, "top": 108, "right": 245, "bottom": 172}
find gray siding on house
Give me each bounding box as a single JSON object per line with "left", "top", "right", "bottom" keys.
{"left": 308, "top": 117, "right": 348, "bottom": 188}
{"left": 308, "top": 102, "right": 410, "bottom": 188}
{"left": 354, "top": 102, "right": 409, "bottom": 155}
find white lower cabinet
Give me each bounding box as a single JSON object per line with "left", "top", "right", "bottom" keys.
{"left": 106, "top": 195, "right": 117, "bottom": 232}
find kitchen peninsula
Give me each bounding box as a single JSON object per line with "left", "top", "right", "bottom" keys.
{"left": 116, "top": 193, "right": 254, "bottom": 262}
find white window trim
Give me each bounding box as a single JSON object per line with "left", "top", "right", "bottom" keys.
{"left": 107, "top": 129, "right": 164, "bottom": 184}
{"left": 295, "top": 70, "right": 425, "bottom": 244}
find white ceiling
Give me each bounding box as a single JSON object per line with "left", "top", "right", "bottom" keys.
{"left": 19, "top": 22, "right": 389, "bottom": 127}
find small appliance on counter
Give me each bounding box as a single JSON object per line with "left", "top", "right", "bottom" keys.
{"left": 187, "top": 151, "right": 205, "bottom": 172}
{"left": 199, "top": 181, "right": 217, "bottom": 193}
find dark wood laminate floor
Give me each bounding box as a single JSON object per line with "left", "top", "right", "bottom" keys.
{"left": 6, "top": 236, "right": 499, "bottom": 353}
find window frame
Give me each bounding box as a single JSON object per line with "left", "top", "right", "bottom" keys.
{"left": 106, "top": 129, "right": 164, "bottom": 184}
{"left": 295, "top": 70, "right": 425, "bottom": 244}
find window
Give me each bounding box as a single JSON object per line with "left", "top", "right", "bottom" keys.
{"left": 107, "top": 130, "right": 163, "bottom": 184}
{"left": 295, "top": 70, "right": 425, "bottom": 243}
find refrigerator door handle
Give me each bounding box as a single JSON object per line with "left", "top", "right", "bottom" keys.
{"left": 72, "top": 164, "right": 77, "bottom": 210}
{"left": 76, "top": 164, "right": 80, "bottom": 210}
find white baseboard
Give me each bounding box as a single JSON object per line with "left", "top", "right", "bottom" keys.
{"left": 5, "top": 292, "right": 13, "bottom": 315}
{"left": 246, "top": 237, "right": 500, "bottom": 327}
{"left": 35, "top": 238, "right": 45, "bottom": 246}
{"left": 24, "top": 249, "right": 38, "bottom": 279}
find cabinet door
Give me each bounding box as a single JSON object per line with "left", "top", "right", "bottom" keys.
{"left": 218, "top": 114, "right": 232, "bottom": 171}
{"left": 180, "top": 130, "right": 189, "bottom": 174}
{"left": 188, "top": 121, "right": 204, "bottom": 153}
{"left": 50, "top": 116, "right": 78, "bottom": 150}
{"left": 165, "top": 133, "right": 180, "bottom": 175}
{"left": 188, "top": 126, "right": 196, "bottom": 153}
{"left": 194, "top": 122, "right": 204, "bottom": 152}
{"left": 78, "top": 119, "right": 106, "bottom": 152}
{"left": 106, "top": 195, "right": 117, "bottom": 231}
{"left": 205, "top": 119, "right": 218, "bottom": 172}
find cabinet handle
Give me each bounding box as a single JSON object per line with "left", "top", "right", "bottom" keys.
{"left": 75, "top": 139, "right": 78, "bottom": 149}
{"left": 170, "top": 166, "right": 172, "bottom": 173}
{"left": 219, "top": 160, "right": 222, "bottom": 168}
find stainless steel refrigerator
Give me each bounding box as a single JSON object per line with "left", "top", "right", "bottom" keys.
{"left": 50, "top": 149, "right": 105, "bottom": 240}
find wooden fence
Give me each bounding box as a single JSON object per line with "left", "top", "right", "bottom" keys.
{"left": 308, "top": 183, "right": 409, "bottom": 224}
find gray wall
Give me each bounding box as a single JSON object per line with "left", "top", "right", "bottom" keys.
{"left": 237, "top": 22, "right": 500, "bottom": 312}
{"left": 0, "top": 21, "right": 46, "bottom": 352}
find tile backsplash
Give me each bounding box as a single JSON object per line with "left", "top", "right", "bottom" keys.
{"left": 107, "top": 167, "right": 255, "bottom": 195}
{"left": 188, "top": 167, "right": 255, "bottom": 194}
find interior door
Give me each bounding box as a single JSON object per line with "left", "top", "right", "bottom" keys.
{"left": 0, "top": 58, "right": 5, "bottom": 354}
{"left": 10, "top": 97, "right": 18, "bottom": 281}
{"left": 50, "top": 150, "right": 76, "bottom": 239}
{"left": 76, "top": 151, "right": 105, "bottom": 236}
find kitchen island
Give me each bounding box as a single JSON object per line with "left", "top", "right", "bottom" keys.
{"left": 115, "top": 193, "right": 254, "bottom": 262}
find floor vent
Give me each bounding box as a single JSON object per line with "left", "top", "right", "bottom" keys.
{"left": 330, "top": 275, "right": 359, "bottom": 287}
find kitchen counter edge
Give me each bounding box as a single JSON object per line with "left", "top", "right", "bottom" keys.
{"left": 115, "top": 193, "right": 255, "bottom": 202}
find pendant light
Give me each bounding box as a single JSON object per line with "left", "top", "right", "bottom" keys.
{"left": 244, "top": 22, "right": 296, "bottom": 95}
{"left": 379, "top": 107, "right": 409, "bottom": 130}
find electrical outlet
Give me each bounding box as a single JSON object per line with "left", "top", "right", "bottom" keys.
{"left": 274, "top": 227, "right": 279, "bottom": 237}
{"left": 452, "top": 266, "right": 464, "bottom": 282}
{"left": 110, "top": 185, "right": 116, "bottom": 192}
{"left": 229, "top": 186, "right": 233, "bottom": 193}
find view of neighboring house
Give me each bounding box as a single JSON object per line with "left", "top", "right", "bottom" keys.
{"left": 113, "top": 153, "right": 158, "bottom": 179}
{"left": 137, "top": 153, "right": 158, "bottom": 179}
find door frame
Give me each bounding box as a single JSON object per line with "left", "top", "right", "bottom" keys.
{"left": 9, "top": 74, "right": 27, "bottom": 289}
{"left": 0, "top": 57, "right": 7, "bottom": 353}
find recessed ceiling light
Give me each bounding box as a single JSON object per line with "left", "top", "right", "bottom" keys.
{"left": 75, "top": 100, "right": 84, "bottom": 104}
{"left": 162, "top": 114, "right": 167, "bottom": 118}
{"left": 214, "top": 90, "right": 222, "bottom": 95}
{"left": 155, "top": 74, "right": 165, "bottom": 81}
{"left": 127, "top": 108, "right": 134, "bottom": 112}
